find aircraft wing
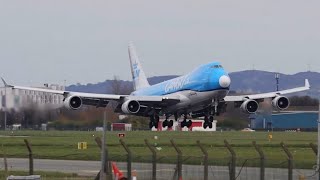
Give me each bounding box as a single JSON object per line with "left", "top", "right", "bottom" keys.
{"left": 1, "top": 78, "right": 180, "bottom": 108}
{"left": 224, "top": 79, "right": 310, "bottom": 102}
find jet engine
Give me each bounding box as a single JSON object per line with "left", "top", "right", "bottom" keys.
{"left": 121, "top": 100, "right": 140, "bottom": 114}
{"left": 240, "top": 99, "right": 259, "bottom": 114}
{"left": 64, "top": 96, "right": 82, "bottom": 110}
{"left": 272, "top": 96, "right": 290, "bottom": 110}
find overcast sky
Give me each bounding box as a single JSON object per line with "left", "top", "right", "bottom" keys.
{"left": 0, "top": 0, "right": 319, "bottom": 86}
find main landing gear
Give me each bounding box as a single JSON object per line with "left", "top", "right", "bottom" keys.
{"left": 149, "top": 114, "right": 174, "bottom": 129}
{"left": 162, "top": 118, "right": 174, "bottom": 128}
{"left": 180, "top": 115, "right": 192, "bottom": 128}
{"left": 149, "top": 114, "right": 214, "bottom": 129}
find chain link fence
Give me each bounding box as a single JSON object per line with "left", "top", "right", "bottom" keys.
{"left": 1, "top": 138, "right": 319, "bottom": 180}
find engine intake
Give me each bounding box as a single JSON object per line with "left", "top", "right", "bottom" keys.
{"left": 64, "top": 96, "right": 82, "bottom": 110}
{"left": 240, "top": 99, "right": 259, "bottom": 114}
{"left": 272, "top": 96, "right": 290, "bottom": 110}
{"left": 121, "top": 100, "right": 140, "bottom": 114}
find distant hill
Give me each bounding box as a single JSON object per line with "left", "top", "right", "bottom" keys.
{"left": 66, "top": 70, "right": 318, "bottom": 97}
{"left": 228, "top": 70, "right": 319, "bottom": 97}
{"left": 66, "top": 75, "right": 178, "bottom": 94}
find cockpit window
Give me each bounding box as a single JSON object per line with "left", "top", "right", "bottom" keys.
{"left": 211, "top": 65, "right": 223, "bottom": 68}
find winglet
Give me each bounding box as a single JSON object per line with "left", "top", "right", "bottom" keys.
{"left": 305, "top": 79, "right": 310, "bottom": 88}
{"left": 1, "top": 77, "right": 13, "bottom": 87}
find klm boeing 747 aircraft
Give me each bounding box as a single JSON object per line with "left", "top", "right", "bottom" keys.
{"left": 2, "top": 43, "right": 310, "bottom": 129}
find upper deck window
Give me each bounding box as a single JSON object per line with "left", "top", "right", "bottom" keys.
{"left": 211, "top": 65, "right": 223, "bottom": 68}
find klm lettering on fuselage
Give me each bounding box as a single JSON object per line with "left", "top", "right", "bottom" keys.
{"left": 133, "top": 62, "right": 140, "bottom": 79}
{"left": 165, "top": 75, "right": 190, "bottom": 93}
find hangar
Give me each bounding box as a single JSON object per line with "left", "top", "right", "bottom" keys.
{"left": 251, "top": 112, "right": 318, "bottom": 130}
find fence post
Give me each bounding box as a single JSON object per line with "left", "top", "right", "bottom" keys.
{"left": 120, "top": 139, "right": 132, "bottom": 180}
{"left": 94, "top": 137, "right": 112, "bottom": 180}
{"left": 253, "top": 141, "right": 265, "bottom": 180}
{"left": 170, "top": 139, "right": 182, "bottom": 180}
{"left": 310, "top": 143, "right": 317, "bottom": 155}
{"left": 197, "top": 140, "right": 208, "bottom": 180}
{"left": 145, "top": 139, "right": 157, "bottom": 180}
{"left": 24, "top": 139, "right": 33, "bottom": 175}
{"left": 280, "top": 142, "right": 293, "bottom": 180}
{"left": 224, "top": 140, "right": 236, "bottom": 180}
{"left": 1, "top": 144, "right": 8, "bottom": 176}
{"left": 309, "top": 143, "right": 320, "bottom": 180}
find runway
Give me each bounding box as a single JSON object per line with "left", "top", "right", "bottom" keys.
{"left": 1, "top": 158, "right": 100, "bottom": 176}
{"left": 0, "top": 158, "right": 318, "bottom": 179}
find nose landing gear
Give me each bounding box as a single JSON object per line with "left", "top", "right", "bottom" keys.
{"left": 203, "top": 115, "right": 214, "bottom": 129}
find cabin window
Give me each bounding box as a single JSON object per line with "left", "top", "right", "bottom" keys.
{"left": 211, "top": 65, "right": 222, "bottom": 68}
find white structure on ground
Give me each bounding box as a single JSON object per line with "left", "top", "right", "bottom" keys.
{"left": 0, "top": 84, "right": 65, "bottom": 111}
{"left": 111, "top": 123, "right": 132, "bottom": 131}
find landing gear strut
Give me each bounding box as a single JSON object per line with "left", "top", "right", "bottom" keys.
{"left": 149, "top": 114, "right": 159, "bottom": 129}
{"left": 202, "top": 100, "right": 219, "bottom": 129}
{"left": 203, "top": 115, "right": 213, "bottom": 129}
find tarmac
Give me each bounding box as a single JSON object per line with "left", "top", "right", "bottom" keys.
{"left": 0, "top": 158, "right": 319, "bottom": 179}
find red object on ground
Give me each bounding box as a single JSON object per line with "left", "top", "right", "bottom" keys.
{"left": 190, "top": 121, "right": 202, "bottom": 130}
{"left": 112, "top": 162, "right": 124, "bottom": 179}
{"left": 112, "top": 123, "right": 126, "bottom": 131}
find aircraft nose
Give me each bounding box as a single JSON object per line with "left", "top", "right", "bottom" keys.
{"left": 219, "top": 75, "right": 231, "bottom": 88}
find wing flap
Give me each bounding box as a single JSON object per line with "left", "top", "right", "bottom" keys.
{"left": 2, "top": 79, "right": 179, "bottom": 108}
{"left": 82, "top": 98, "right": 109, "bottom": 107}
{"left": 5, "top": 82, "right": 123, "bottom": 101}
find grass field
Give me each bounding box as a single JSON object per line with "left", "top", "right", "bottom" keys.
{"left": 0, "top": 130, "right": 317, "bottom": 169}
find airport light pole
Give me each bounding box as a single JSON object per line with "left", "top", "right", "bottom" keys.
{"left": 100, "top": 110, "right": 107, "bottom": 180}
{"left": 4, "top": 87, "right": 7, "bottom": 131}
{"left": 275, "top": 73, "right": 280, "bottom": 91}
{"left": 316, "top": 98, "right": 320, "bottom": 180}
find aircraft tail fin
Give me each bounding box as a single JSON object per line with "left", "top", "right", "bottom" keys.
{"left": 128, "top": 43, "right": 150, "bottom": 90}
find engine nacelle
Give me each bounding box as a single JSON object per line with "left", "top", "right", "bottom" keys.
{"left": 272, "top": 96, "right": 290, "bottom": 110}
{"left": 64, "top": 96, "right": 82, "bottom": 110}
{"left": 240, "top": 99, "right": 259, "bottom": 114}
{"left": 121, "top": 100, "right": 140, "bottom": 114}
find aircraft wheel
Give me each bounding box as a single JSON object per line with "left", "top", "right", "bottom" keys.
{"left": 162, "top": 120, "right": 168, "bottom": 128}
{"left": 208, "top": 122, "right": 213, "bottom": 129}
{"left": 168, "top": 120, "right": 174, "bottom": 128}
{"left": 181, "top": 120, "right": 186, "bottom": 128}
{"left": 203, "top": 122, "right": 208, "bottom": 129}
{"left": 187, "top": 120, "right": 192, "bottom": 128}
{"left": 209, "top": 116, "right": 214, "bottom": 123}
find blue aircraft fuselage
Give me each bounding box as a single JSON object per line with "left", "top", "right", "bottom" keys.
{"left": 131, "top": 62, "right": 230, "bottom": 96}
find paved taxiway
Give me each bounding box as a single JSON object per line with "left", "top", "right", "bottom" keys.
{"left": 0, "top": 158, "right": 318, "bottom": 179}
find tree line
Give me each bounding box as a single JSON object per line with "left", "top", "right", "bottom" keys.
{"left": 0, "top": 75, "right": 318, "bottom": 131}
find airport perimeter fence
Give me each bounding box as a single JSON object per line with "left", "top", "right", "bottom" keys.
{"left": 1, "top": 138, "right": 320, "bottom": 180}
{"left": 95, "top": 138, "right": 320, "bottom": 180}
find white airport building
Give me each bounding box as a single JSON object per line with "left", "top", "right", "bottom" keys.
{"left": 0, "top": 84, "right": 65, "bottom": 111}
